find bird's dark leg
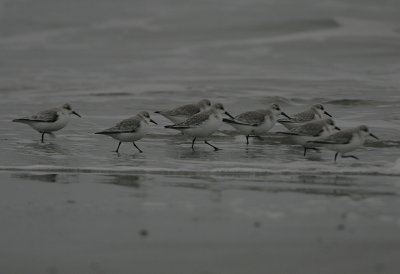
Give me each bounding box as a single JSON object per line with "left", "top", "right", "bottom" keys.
{"left": 41, "top": 133, "right": 45, "bottom": 143}
{"left": 115, "top": 141, "right": 122, "bottom": 153}
{"left": 334, "top": 152, "right": 339, "bottom": 162}
{"left": 342, "top": 155, "right": 359, "bottom": 160}
{"left": 204, "top": 140, "right": 220, "bottom": 151}
{"left": 191, "top": 138, "right": 196, "bottom": 151}
{"left": 246, "top": 135, "right": 249, "bottom": 145}
{"left": 133, "top": 142, "right": 143, "bottom": 153}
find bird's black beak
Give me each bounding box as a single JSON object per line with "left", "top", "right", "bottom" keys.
{"left": 150, "top": 119, "right": 158, "bottom": 125}
{"left": 225, "top": 111, "right": 235, "bottom": 119}
{"left": 335, "top": 126, "right": 341, "bottom": 130}
{"left": 370, "top": 133, "right": 378, "bottom": 140}
{"left": 281, "top": 112, "right": 291, "bottom": 119}
{"left": 72, "top": 111, "right": 81, "bottom": 118}
{"left": 324, "top": 111, "right": 332, "bottom": 117}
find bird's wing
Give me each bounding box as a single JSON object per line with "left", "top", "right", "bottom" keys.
{"left": 168, "top": 111, "right": 210, "bottom": 129}
{"left": 100, "top": 117, "right": 141, "bottom": 133}
{"left": 163, "top": 104, "right": 200, "bottom": 116}
{"left": 293, "top": 122, "right": 324, "bottom": 136}
{"left": 19, "top": 109, "right": 59, "bottom": 122}
{"left": 312, "top": 130, "right": 353, "bottom": 144}
{"left": 291, "top": 110, "right": 315, "bottom": 122}
{"left": 235, "top": 111, "right": 265, "bottom": 126}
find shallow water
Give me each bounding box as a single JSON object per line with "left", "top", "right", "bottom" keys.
{"left": 1, "top": 0, "right": 400, "bottom": 273}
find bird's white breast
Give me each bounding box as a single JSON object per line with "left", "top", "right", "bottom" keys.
{"left": 30, "top": 112, "right": 70, "bottom": 133}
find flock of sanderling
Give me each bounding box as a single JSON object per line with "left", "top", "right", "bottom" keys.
{"left": 12, "top": 99, "right": 379, "bottom": 162}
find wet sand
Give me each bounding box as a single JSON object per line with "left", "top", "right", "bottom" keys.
{"left": 0, "top": 172, "right": 400, "bottom": 274}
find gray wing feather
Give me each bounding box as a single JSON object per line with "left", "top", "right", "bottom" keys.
{"left": 291, "top": 110, "right": 316, "bottom": 122}
{"left": 102, "top": 117, "right": 141, "bottom": 133}
{"left": 314, "top": 130, "right": 352, "bottom": 144}
{"left": 22, "top": 109, "right": 59, "bottom": 122}
{"left": 292, "top": 122, "right": 323, "bottom": 136}
{"left": 162, "top": 104, "right": 200, "bottom": 116}
{"left": 235, "top": 111, "right": 265, "bottom": 125}
{"left": 174, "top": 110, "right": 211, "bottom": 128}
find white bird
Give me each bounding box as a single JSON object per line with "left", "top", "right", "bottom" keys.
{"left": 222, "top": 104, "right": 291, "bottom": 144}
{"left": 154, "top": 99, "right": 211, "bottom": 124}
{"left": 307, "top": 125, "right": 378, "bottom": 162}
{"left": 165, "top": 103, "right": 234, "bottom": 151}
{"left": 95, "top": 111, "right": 157, "bottom": 153}
{"left": 13, "top": 103, "right": 81, "bottom": 143}
{"left": 278, "top": 104, "right": 332, "bottom": 130}
{"left": 279, "top": 118, "right": 340, "bottom": 156}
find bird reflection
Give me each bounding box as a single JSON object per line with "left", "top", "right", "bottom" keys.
{"left": 13, "top": 173, "right": 58, "bottom": 183}
{"left": 102, "top": 175, "right": 141, "bottom": 188}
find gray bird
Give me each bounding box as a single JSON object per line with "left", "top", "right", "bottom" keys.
{"left": 279, "top": 118, "right": 340, "bottom": 156}
{"left": 223, "top": 104, "right": 291, "bottom": 144}
{"left": 307, "top": 125, "right": 378, "bottom": 162}
{"left": 165, "top": 103, "right": 234, "bottom": 151}
{"left": 278, "top": 104, "right": 332, "bottom": 130}
{"left": 13, "top": 103, "right": 81, "bottom": 143}
{"left": 155, "top": 99, "right": 211, "bottom": 124}
{"left": 95, "top": 111, "right": 157, "bottom": 153}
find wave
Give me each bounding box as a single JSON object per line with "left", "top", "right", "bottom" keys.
{"left": 0, "top": 18, "right": 157, "bottom": 48}
{"left": 1, "top": 160, "right": 400, "bottom": 177}
{"left": 238, "top": 18, "right": 340, "bottom": 35}
{"left": 239, "top": 96, "right": 399, "bottom": 108}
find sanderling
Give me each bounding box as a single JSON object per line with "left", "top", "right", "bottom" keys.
{"left": 307, "top": 125, "right": 378, "bottom": 162}
{"left": 278, "top": 104, "right": 332, "bottom": 130}
{"left": 165, "top": 103, "right": 234, "bottom": 151}
{"left": 279, "top": 118, "right": 340, "bottom": 156}
{"left": 13, "top": 103, "right": 81, "bottom": 143}
{"left": 222, "top": 103, "right": 291, "bottom": 144}
{"left": 95, "top": 111, "right": 157, "bottom": 153}
{"left": 154, "top": 99, "right": 211, "bottom": 124}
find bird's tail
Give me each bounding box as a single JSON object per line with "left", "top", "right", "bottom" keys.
{"left": 95, "top": 131, "right": 110, "bottom": 135}
{"left": 277, "top": 119, "right": 292, "bottom": 124}
{"left": 276, "top": 131, "right": 298, "bottom": 136}
{"left": 222, "top": 118, "right": 236, "bottom": 124}
{"left": 223, "top": 118, "right": 255, "bottom": 126}
{"left": 165, "top": 125, "right": 189, "bottom": 129}
{"left": 12, "top": 118, "right": 31, "bottom": 124}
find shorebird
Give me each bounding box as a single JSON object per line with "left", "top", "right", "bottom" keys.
{"left": 279, "top": 118, "right": 340, "bottom": 156}
{"left": 278, "top": 104, "right": 332, "bottom": 130}
{"left": 12, "top": 103, "right": 81, "bottom": 143}
{"left": 165, "top": 103, "right": 234, "bottom": 151}
{"left": 95, "top": 111, "right": 157, "bottom": 153}
{"left": 222, "top": 104, "right": 291, "bottom": 144}
{"left": 307, "top": 125, "right": 378, "bottom": 162}
{"left": 155, "top": 99, "right": 211, "bottom": 124}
